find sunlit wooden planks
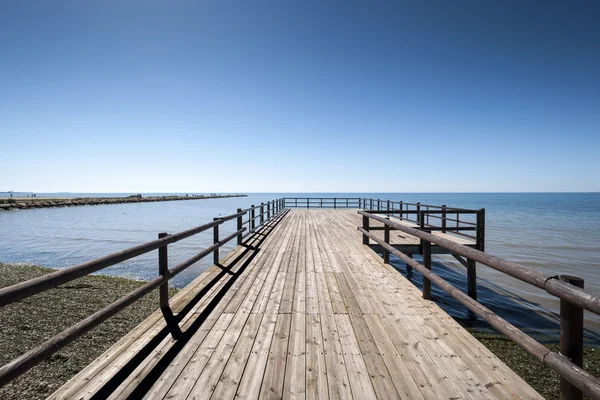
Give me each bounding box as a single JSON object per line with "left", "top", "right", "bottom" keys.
{"left": 49, "top": 209, "right": 541, "bottom": 400}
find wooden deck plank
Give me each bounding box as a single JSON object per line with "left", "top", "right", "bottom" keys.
{"left": 319, "top": 311, "right": 353, "bottom": 400}
{"left": 283, "top": 312, "right": 306, "bottom": 399}
{"left": 335, "top": 314, "right": 377, "bottom": 400}
{"left": 210, "top": 313, "right": 264, "bottom": 399}
{"left": 307, "top": 215, "right": 353, "bottom": 400}
{"left": 306, "top": 313, "right": 329, "bottom": 400}
{"left": 249, "top": 212, "right": 299, "bottom": 315}
{"left": 149, "top": 313, "right": 234, "bottom": 399}
{"left": 259, "top": 313, "right": 292, "bottom": 400}
{"left": 49, "top": 208, "right": 541, "bottom": 400}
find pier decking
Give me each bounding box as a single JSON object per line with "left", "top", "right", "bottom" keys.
{"left": 48, "top": 209, "right": 539, "bottom": 399}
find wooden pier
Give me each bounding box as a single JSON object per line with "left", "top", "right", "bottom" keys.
{"left": 1, "top": 198, "right": 600, "bottom": 399}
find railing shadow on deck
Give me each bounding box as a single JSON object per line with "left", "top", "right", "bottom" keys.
{"left": 90, "top": 209, "right": 289, "bottom": 399}
{"left": 0, "top": 198, "right": 287, "bottom": 388}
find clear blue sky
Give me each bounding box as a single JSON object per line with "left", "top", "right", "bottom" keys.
{"left": 1, "top": 1, "right": 599, "bottom": 193}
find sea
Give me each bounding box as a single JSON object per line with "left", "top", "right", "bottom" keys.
{"left": 1, "top": 192, "right": 599, "bottom": 341}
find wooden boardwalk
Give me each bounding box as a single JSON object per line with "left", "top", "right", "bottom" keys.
{"left": 49, "top": 209, "right": 541, "bottom": 399}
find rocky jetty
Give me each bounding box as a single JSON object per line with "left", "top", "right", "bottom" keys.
{"left": 0, "top": 194, "right": 246, "bottom": 211}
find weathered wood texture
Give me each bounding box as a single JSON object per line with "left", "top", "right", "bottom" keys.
{"left": 49, "top": 209, "right": 540, "bottom": 400}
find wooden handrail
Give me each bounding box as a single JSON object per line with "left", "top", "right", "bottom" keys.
{"left": 358, "top": 223, "right": 600, "bottom": 399}
{"left": 0, "top": 228, "right": 247, "bottom": 385}
{"left": 0, "top": 198, "right": 287, "bottom": 308}
{"left": 0, "top": 199, "right": 286, "bottom": 387}
{"left": 284, "top": 197, "right": 361, "bottom": 209}
{"left": 364, "top": 209, "right": 479, "bottom": 214}
{"left": 359, "top": 210, "right": 600, "bottom": 314}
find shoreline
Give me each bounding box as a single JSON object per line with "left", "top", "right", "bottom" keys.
{"left": 0, "top": 193, "right": 246, "bottom": 211}
{"left": 0, "top": 264, "right": 177, "bottom": 400}
{"left": 1, "top": 263, "right": 599, "bottom": 399}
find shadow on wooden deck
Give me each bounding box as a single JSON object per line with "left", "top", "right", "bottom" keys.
{"left": 89, "top": 210, "right": 289, "bottom": 400}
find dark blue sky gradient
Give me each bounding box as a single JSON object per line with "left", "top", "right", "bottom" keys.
{"left": 1, "top": 1, "right": 599, "bottom": 192}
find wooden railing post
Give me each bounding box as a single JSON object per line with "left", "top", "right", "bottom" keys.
{"left": 237, "top": 208, "right": 243, "bottom": 245}
{"left": 334, "top": 198, "right": 337, "bottom": 209}
{"left": 378, "top": 199, "right": 381, "bottom": 210}
{"left": 419, "top": 210, "right": 425, "bottom": 253}
{"left": 383, "top": 220, "right": 390, "bottom": 264}
{"left": 260, "top": 203, "right": 264, "bottom": 224}
{"left": 476, "top": 208, "right": 486, "bottom": 251}
{"left": 560, "top": 275, "right": 584, "bottom": 400}
{"left": 158, "top": 233, "right": 170, "bottom": 311}
{"left": 267, "top": 202, "right": 271, "bottom": 220}
{"left": 370, "top": 198, "right": 373, "bottom": 209}
{"left": 307, "top": 197, "right": 309, "bottom": 209}
{"left": 362, "top": 215, "right": 369, "bottom": 245}
{"left": 251, "top": 205, "right": 255, "bottom": 231}
{"left": 346, "top": 198, "right": 348, "bottom": 207}
{"left": 399, "top": 201, "right": 403, "bottom": 220}
{"left": 295, "top": 198, "right": 297, "bottom": 207}
{"left": 158, "top": 232, "right": 181, "bottom": 339}
{"left": 467, "top": 259, "right": 477, "bottom": 300}
{"left": 416, "top": 202, "right": 421, "bottom": 223}
{"left": 423, "top": 239, "right": 432, "bottom": 299}
{"left": 442, "top": 205, "right": 447, "bottom": 233}
{"left": 213, "top": 218, "right": 220, "bottom": 265}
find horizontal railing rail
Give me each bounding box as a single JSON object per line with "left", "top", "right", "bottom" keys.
{"left": 0, "top": 198, "right": 286, "bottom": 387}
{"left": 283, "top": 197, "right": 483, "bottom": 245}
{"left": 358, "top": 198, "right": 484, "bottom": 247}
{"left": 359, "top": 209, "right": 600, "bottom": 399}
{"left": 284, "top": 197, "right": 361, "bottom": 208}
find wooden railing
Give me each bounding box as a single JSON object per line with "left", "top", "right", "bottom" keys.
{"left": 359, "top": 210, "right": 600, "bottom": 400}
{"left": 0, "top": 198, "right": 286, "bottom": 387}
{"left": 358, "top": 198, "right": 484, "bottom": 247}
{"left": 284, "top": 197, "right": 360, "bottom": 208}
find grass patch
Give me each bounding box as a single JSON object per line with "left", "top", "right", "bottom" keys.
{"left": 0, "top": 263, "right": 178, "bottom": 400}
{"left": 469, "top": 329, "right": 600, "bottom": 399}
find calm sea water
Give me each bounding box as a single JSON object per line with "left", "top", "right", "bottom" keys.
{"left": 1, "top": 193, "right": 599, "bottom": 339}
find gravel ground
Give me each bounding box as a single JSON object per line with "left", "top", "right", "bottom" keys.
{"left": 0, "top": 264, "right": 177, "bottom": 400}
{"left": 1, "top": 263, "right": 599, "bottom": 399}
{"left": 469, "top": 330, "right": 600, "bottom": 399}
